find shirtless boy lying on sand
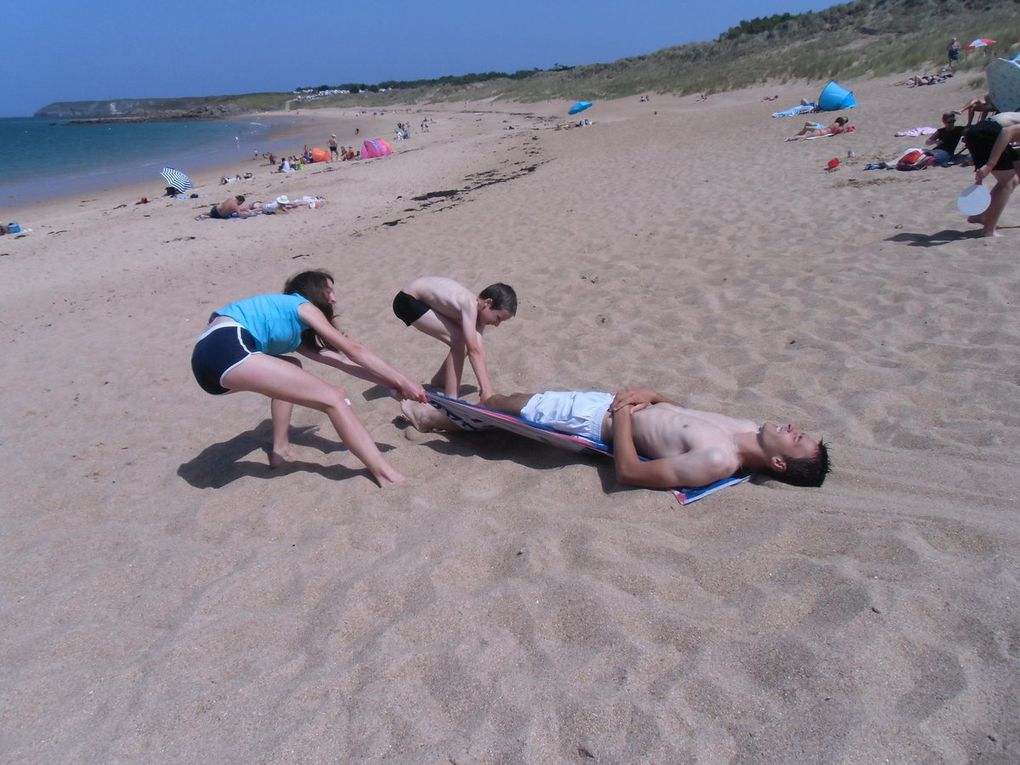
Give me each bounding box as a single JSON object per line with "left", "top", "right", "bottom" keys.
{"left": 401, "top": 388, "right": 830, "bottom": 489}
{"left": 393, "top": 276, "right": 517, "bottom": 402}
{"left": 209, "top": 195, "right": 259, "bottom": 219}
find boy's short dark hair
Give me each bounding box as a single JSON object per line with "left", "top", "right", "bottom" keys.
{"left": 771, "top": 441, "right": 830, "bottom": 487}
{"left": 236, "top": 195, "right": 246, "bottom": 203}
{"left": 479, "top": 283, "right": 517, "bottom": 316}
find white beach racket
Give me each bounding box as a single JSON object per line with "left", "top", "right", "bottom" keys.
{"left": 957, "top": 184, "right": 991, "bottom": 216}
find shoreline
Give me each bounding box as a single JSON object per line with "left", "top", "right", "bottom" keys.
{"left": 0, "top": 103, "right": 543, "bottom": 220}
{"left": 0, "top": 110, "right": 352, "bottom": 215}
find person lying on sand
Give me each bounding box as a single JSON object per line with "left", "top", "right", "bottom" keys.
{"left": 392, "top": 276, "right": 517, "bottom": 402}
{"left": 401, "top": 388, "right": 830, "bottom": 490}
{"left": 785, "top": 116, "right": 849, "bottom": 141}
{"left": 209, "top": 195, "right": 259, "bottom": 219}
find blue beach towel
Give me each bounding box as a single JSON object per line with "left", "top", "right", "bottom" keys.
{"left": 424, "top": 392, "right": 751, "bottom": 505}
{"left": 772, "top": 103, "right": 816, "bottom": 118}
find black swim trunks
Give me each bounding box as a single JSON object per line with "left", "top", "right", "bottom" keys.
{"left": 392, "top": 290, "right": 431, "bottom": 326}
{"left": 965, "top": 120, "right": 1020, "bottom": 171}
{"left": 209, "top": 204, "right": 224, "bottom": 219}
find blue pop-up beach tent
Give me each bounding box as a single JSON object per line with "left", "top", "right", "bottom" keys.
{"left": 818, "top": 80, "right": 857, "bottom": 111}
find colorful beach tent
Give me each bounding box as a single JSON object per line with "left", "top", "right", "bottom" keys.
{"left": 817, "top": 80, "right": 857, "bottom": 111}
{"left": 309, "top": 147, "right": 330, "bottom": 162}
{"left": 987, "top": 57, "right": 1020, "bottom": 112}
{"left": 361, "top": 138, "right": 393, "bottom": 158}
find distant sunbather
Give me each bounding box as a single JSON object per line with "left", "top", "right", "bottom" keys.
{"left": 209, "top": 195, "right": 259, "bottom": 220}
{"left": 786, "top": 116, "right": 849, "bottom": 141}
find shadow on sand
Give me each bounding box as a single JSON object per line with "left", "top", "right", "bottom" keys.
{"left": 393, "top": 416, "right": 636, "bottom": 496}
{"left": 886, "top": 225, "right": 1018, "bottom": 247}
{"left": 177, "top": 420, "right": 395, "bottom": 488}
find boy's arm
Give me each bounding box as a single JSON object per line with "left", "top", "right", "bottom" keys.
{"left": 460, "top": 308, "right": 495, "bottom": 400}
{"left": 612, "top": 406, "right": 734, "bottom": 489}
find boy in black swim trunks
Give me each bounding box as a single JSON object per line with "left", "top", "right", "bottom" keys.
{"left": 392, "top": 276, "right": 517, "bottom": 401}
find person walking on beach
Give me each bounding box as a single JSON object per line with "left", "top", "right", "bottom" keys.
{"left": 965, "top": 112, "right": 1020, "bottom": 237}
{"left": 948, "top": 38, "right": 961, "bottom": 70}
{"left": 392, "top": 276, "right": 517, "bottom": 402}
{"left": 400, "top": 387, "right": 830, "bottom": 490}
{"left": 329, "top": 134, "right": 339, "bottom": 160}
{"left": 191, "top": 269, "right": 426, "bottom": 485}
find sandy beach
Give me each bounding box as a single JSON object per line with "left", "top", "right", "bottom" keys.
{"left": 2, "top": 76, "right": 1018, "bottom": 762}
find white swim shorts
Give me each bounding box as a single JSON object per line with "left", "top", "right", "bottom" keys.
{"left": 520, "top": 391, "right": 614, "bottom": 442}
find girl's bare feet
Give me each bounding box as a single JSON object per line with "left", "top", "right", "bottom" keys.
{"left": 375, "top": 468, "right": 408, "bottom": 486}
{"left": 269, "top": 447, "right": 295, "bottom": 468}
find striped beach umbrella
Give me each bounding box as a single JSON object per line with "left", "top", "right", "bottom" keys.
{"left": 964, "top": 38, "right": 995, "bottom": 51}
{"left": 160, "top": 167, "right": 193, "bottom": 193}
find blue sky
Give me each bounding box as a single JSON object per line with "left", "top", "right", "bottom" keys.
{"left": 5, "top": 0, "right": 838, "bottom": 117}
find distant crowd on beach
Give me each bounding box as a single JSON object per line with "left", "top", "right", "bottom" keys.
{"left": 769, "top": 34, "right": 1019, "bottom": 237}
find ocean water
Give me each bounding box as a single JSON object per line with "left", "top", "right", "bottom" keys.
{"left": 0, "top": 116, "right": 299, "bottom": 208}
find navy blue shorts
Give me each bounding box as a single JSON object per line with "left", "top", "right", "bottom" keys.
{"left": 191, "top": 321, "right": 258, "bottom": 395}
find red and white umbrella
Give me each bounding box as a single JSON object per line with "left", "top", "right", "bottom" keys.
{"left": 964, "top": 38, "right": 995, "bottom": 50}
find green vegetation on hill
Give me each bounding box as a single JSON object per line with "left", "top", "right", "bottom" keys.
{"left": 35, "top": 0, "right": 1019, "bottom": 118}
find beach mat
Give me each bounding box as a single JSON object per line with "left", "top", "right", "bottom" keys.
{"left": 425, "top": 392, "right": 751, "bottom": 505}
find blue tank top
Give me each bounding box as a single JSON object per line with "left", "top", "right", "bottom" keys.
{"left": 215, "top": 293, "right": 310, "bottom": 355}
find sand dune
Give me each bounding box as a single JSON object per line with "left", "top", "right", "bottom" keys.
{"left": 1, "top": 75, "right": 1018, "bottom": 762}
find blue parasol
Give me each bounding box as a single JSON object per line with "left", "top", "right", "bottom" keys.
{"left": 568, "top": 101, "right": 593, "bottom": 115}
{"left": 160, "top": 167, "right": 193, "bottom": 193}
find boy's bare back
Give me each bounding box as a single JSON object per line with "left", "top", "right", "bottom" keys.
{"left": 404, "top": 277, "right": 477, "bottom": 323}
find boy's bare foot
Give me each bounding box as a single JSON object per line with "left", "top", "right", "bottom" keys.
{"left": 967, "top": 214, "right": 986, "bottom": 224}
{"left": 269, "top": 447, "right": 295, "bottom": 468}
